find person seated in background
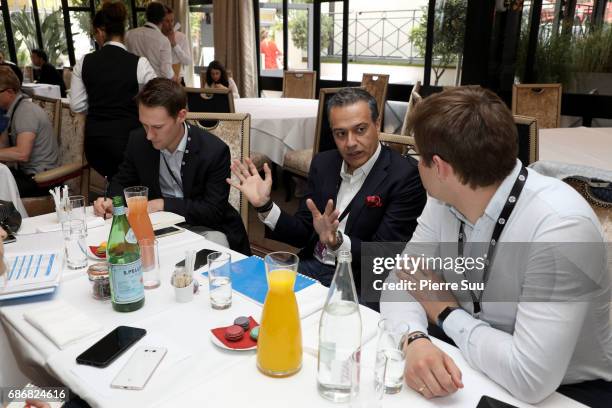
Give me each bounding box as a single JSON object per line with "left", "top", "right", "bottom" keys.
{"left": 204, "top": 60, "right": 240, "bottom": 98}
{"left": 0, "top": 50, "right": 23, "bottom": 84}
{"left": 161, "top": 5, "right": 192, "bottom": 87}
{"left": 229, "top": 87, "right": 426, "bottom": 288}
{"left": 30, "top": 49, "right": 66, "bottom": 98}
{"left": 126, "top": 1, "right": 175, "bottom": 81}
{"left": 0, "top": 66, "right": 58, "bottom": 197}
{"left": 380, "top": 86, "right": 612, "bottom": 406}
{"left": 70, "top": 1, "right": 157, "bottom": 180}
{"left": 93, "top": 78, "right": 250, "bottom": 255}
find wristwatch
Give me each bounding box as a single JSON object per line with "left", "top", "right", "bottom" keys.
{"left": 401, "top": 331, "right": 431, "bottom": 350}
{"left": 437, "top": 306, "right": 460, "bottom": 329}
{"left": 328, "top": 230, "right": 344, "bottom": 252}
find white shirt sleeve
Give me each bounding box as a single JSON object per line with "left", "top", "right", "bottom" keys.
{"left": 260, "top": 203, "right": 281, "bottom": 230}
{"left": 172, "top": 33, "right": 192, "bottom": 66}
{"left": 69, "top": 57, "right": 88, "bottom": 113}
{"left": 228, "top": 78, "right": 240, "bottom": 99}
{"left": 137, "top": 57, "right": 158, "bottom": 86}
{"left": 443, "top": 216, "right": 605, "bottom": 403}
{"left": 160, "top": 37, "right": 174, "bottom": 79}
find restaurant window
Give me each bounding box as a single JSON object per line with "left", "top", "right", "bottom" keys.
{"left": 320, "top": 0, "right": 342, "bottom": 81}
{"left": 189, "top": 1, "right": 213, "bottom": 87}
{"left": 0, "top": 9, "right": 7, "bottom": 57}
{"left": 259, "top": 1, "right": 285, "bottom": 76}
{"left": 38, "top": 0, "right": 69, "bottom": 67}
{"left": 346, "top": 0, "right": 428, "bottom": 85}
{"left": 287, "top": 0, "right": 313, "bottom": 70}
{"left": 8, "top": 0, "right": 38, "bottom": 67}
{"left": 517, "top": 0, "right": 612, "bottom": 96}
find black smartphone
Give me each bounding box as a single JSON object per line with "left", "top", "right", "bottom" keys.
{"left": 76, "top": 326, "right": 146, "bottom": 368}
{"left": 3, "top": 233, "right": 16, "bottom": 244}
{"left": 476, "top": 395, "right": 518, "bottom": 408}
{"left": 176, "top": 248, "right": 216, "bottom": 269}
{"left": 153, "top": 225, "right": 183, "bottom": 238}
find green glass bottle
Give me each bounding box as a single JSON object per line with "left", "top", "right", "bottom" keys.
{"left": 107, "top": 196, "right": 144, "bottom": 312}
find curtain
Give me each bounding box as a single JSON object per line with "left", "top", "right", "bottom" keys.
{"left": 212, "top": 0, "right": 258, "bottom": 97}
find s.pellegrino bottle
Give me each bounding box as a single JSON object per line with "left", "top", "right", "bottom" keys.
{"left": 107, "top": 196, "right": 144, "bottom": 312}
{"left": 317, "top": 250, "right": 362, "bottom": 402}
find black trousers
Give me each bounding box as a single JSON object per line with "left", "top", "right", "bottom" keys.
{"left": 297, "top": 257, "right": 336, "bottom": 287}
{"left": 10, "top": 168, "right": 48, "bottom": 197}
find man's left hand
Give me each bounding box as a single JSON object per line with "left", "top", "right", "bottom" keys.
{"left": 147, "top": 199, "right": 164, "bottom": 213}
{"left": 167, "top": 30, "right": 176, "bottom": 46}
{"left": 306, "top": 198, "right": 339, "bottom": 247}
{"left": 396, "top": 266, "right": 460, "bottom": 323}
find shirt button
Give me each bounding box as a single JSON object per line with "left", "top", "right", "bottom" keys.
{"left": 185, "top": 149, "right": 189, "bottom": 153}
{"left": 182, "top": 161, "right": 186, "bottom": 165}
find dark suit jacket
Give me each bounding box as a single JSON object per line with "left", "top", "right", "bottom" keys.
{"left": 109, "top": 125, "right": 251, "bottom": 255}
{"left": 267, "top": 145, "right": 426, "bottom": 286}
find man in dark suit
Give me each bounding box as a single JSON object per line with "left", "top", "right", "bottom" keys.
{"left": 229, "top": 87, "right": 426, "bottom": 287}
{"left": 93, "top": 78, "right": 250, "bottom": 254}
{"left": 30, "top": 49, "right": 66, "bottom": 98}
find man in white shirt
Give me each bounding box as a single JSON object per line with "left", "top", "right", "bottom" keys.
{"left": 162, "top": 5, "right": 192, "bottom": 86}
{"left": 380, "top": 86, "right": 612, "bottom": 406}
{"left": 125, "top": 2, "right": 175, "bottom": 81}
{"left": 228, "top": 87, "right": 426, "bottom": 288}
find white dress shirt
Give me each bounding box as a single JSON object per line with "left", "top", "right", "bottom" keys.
{"left": 69, "top": 42, "right": 157, "bottom": 113}
{"left": 262, "top": 143, "right": 382, "bottom": 265}
{"left": 380, "top": 160, "right": 612, "bottom": 403}
{"left": 159, "top": 124, "right": 188, "bottom": 199}
{"left": 171, "top": 30, "right": 192, "bottom": 78}
{"left": 125, "top": 22, "right": 174, "bottom": 79}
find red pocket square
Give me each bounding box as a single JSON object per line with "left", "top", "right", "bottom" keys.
{"left": 365, "top": 195, "right": 383, "bottom": 208}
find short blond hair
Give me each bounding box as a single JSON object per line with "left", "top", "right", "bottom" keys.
{"left": 0, "top": 66, "right": 20, "bottom": 92}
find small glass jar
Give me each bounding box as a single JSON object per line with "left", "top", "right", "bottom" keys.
{"left": 88, "top": 262, "right": 111, "bottom": 300}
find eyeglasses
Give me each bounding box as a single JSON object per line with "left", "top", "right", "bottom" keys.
{"left": 0, "top": 89, "right": 8, "bottom": 93}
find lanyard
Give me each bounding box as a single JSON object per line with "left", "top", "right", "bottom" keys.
{"left": 7, "top": 95, "right": 26, "bottom": 147}
{"left": 161, "top": 153, "right": 183, "bottom": 193}
{"left": 458, "top": 165, "right": 528, "bottom": 317}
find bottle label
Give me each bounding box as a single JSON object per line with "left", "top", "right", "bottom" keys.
{"left": 109, "top": 259, "right": 144, "bottom": 304}
{"left": 126, "top": 228, "right": 137, "bottom": 244}
{"left": 113, "top": 206, "right": 125, "bottom": 216}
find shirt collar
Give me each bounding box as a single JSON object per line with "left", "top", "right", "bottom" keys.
{"left": 104, "top": 41, "right": 127, "bottom": 51}
{"left": 162, "top": 123, "right": 188, "bottom": 156}
{"left": 144, "top": 22, "right": 162, "bottom": 32}
{"left": 340, "top": 142, "right": 382, "bottom": 181}
{"left": 448, "top": 159, "right": 523, "bottom": 226}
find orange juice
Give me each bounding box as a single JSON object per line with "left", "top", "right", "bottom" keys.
{"left": 257, "top": 269, "right": 302, "bottom": 376}
{"left": 126, "top": 196, "right": 155, "bottom": 242}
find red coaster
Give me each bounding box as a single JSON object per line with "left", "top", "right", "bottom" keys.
{"left": 211, "top": 316, "right": 259, "bottom": 349}
{"left": 89, "top": 246, "right": 106, "bottom": 259}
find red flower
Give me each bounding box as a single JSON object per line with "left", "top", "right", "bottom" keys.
{"left": 365, "top": 195, "right": 383, "bottom": 208}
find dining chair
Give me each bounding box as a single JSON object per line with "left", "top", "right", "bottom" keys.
{"left": 31, "top": 95, "right": 61, "bottom": 140}
{"left": 513, "top": 115, "right": 539, "bottom": 165}
{"left": 282, "top": 70, "right": 317, "bottom": 99}
{"left": 185, "top": 87, "right": 235, "bottom": 127}
{"left": 512, "top": 84, "right": 562, "bottom": 129}
{"left": 361, "top": 73, "right": 389, "bottom": 130}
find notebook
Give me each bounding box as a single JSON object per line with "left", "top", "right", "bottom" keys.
{"left": 202, "top": 255, "right": 317, "bottom": 304}
{"left": 0, "top": 252, "right": 62, "bottom": 300}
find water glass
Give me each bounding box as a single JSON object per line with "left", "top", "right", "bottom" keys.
{"left": 375, "top": 319, "right": 408, "bottom": 394}
{"left": 207, "top": 252, "right": 232, "bottom": 309}
{"left": 350, "top": 349, "right": 384, "bottom": 408}
{"left": 68, "top": 195, "right": 87, "bottom": 230}
{"left": 62, "top": 219, "right": 88, "bottom": 269}
{"left": 139, "top": 238, "right": 160, "bottom": 289}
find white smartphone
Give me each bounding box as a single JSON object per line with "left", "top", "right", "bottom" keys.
{"left": 110, "top": 346, "right": 167, "bottom": 390}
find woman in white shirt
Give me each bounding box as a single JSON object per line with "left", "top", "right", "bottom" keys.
{"left": 204, "top": 60, "right": 240, "bottom": 99}
{"left": 69, "top": 2, "right": 156, "bottom": 178}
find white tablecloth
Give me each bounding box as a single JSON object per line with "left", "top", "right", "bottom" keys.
{"left": 235, "top": 98, "right": 319, "bottom": 166}
{"left": 0, "top": 163, "right": 28, "bottom": 218}
{"left": 539, "top": 127, "right": 612, "bottom": 171}
{"left": 0, "top": 212, "right": 584, "bottom": 408}
{"left": 21, "top": 83, "right": 62, "bottom": 100}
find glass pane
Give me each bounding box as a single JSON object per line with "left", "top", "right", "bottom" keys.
{"left": 135, "top": 0, "right": 149, "bottom": 7}
{"left": 136, "top": 11, "right": 146, "bottom": 27}
{"left": 347, "top": 1, "right": 426, "bottom": 85}
{"left": 259, "top": 1, "right": 284, "bottom": 76}
{"left": 67, "top": 0, "right": 92, "bottom": 7}
{"left": 0, "top": 10, "right": 7, "bottom": 58}
{"left": 70, "top": 11, "right": 94, "bottom": 62}
{"left": 38, "top": 0, "right": 69, "bottom": 67}
{"left": 320, "top": 1, "right": 341, "bottom": 81}
{"left": 427, "top": 0, "right": 466, "bottom": 87}
{"left": 518, "top": 1, "right": 612, "bottom": 96}
{"left": 189, "top": 3, "right": 214, "bottom": 87}
{"left": 9, "top": 1, "right": 37, "bottom": 67}
{"left": 287, "top": 0, "right": 312, "bottom": 70}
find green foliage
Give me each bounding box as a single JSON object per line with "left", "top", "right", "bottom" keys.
{"left": 0, "top": 17, "right": 7, "bottom": 54}
{"left": 410, "top": 0, "right": 466, "bottom": 85}
{"left": 288, "top": 10, "right": 333, "bottom": 51}
{"left": 11, "top": 7, "right": 68, "bottom": 66}
{"left": 573, "top": 24, "right": 612, "bottom": 73}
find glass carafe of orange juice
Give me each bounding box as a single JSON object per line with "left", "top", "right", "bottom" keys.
{"left": 124, "top": 186, "right": 155, "bottom": 271}
{"left": 257, "top": 252, "right": 302, "bottom": 377}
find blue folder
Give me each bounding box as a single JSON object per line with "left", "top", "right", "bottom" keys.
{"left": 202, "top": 256, "right": 317, "bottom": 304}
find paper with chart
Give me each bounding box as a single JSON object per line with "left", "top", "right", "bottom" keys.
{"left": 1, "top": 252, "right": 62, "bottom": 297}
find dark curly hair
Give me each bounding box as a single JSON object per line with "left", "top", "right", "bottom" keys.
{"left": 205, "top": 60, "right": 229, "bottom": 88}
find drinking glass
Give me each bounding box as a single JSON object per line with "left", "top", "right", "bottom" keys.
{"left": 350, "top": 349, "right": 385, "bottom": 408}
{"left": 62, "top": 219, "right": 88, "bottom": 269}
{"left": 139, "top": 238, "right": 160, "bottom": 289}
{"left": 375, "top": 319, "right": 409, "bottom": 394}
{"left": 207, "top": 252, "right": 232, "bottom": 309}
{"left": 68, "top": 195, "right": 87, "bottom": 230}
{"left": 123, "top": 186, "right": 154, "bottom": 242}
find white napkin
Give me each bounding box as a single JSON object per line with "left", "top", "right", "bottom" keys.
{"left": 36, "top": 216, "right": 106, "bottom": 233}
{"left": 23, "top": 300, "right": 103, "bottom": 349}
